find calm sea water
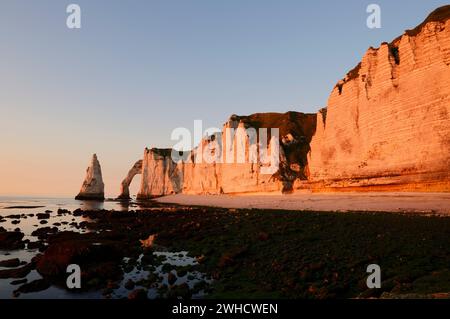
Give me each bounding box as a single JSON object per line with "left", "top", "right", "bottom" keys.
{"left": 0, "top": 197, "right": 100, "bottom": 298}
{"left": 0, "top": 196, "right": 132, "bottom": 215}
{"left": 0, "top": 196, "right": 129, "bottom": 299}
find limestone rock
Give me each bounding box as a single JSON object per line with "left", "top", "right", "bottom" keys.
{"left": 75, "top": 154, "right": 105, "bottom": 200}
{"left": 137, "top": 148, "right": 183, "bottom": 199}
{"left": 308, "top": 5, "right": 450, "bottom": 192}
{"left": 136, "top": 112, "right": 316, "bottom": 198}
{"left": 182, "top": 112, "right": 316, "bottom": 195}
{"left": 117, "top": 160, "right": 142, "bottom": 200}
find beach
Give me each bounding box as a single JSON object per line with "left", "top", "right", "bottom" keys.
{"left": 156, "top": 192, "right": 450, "bottom": 215}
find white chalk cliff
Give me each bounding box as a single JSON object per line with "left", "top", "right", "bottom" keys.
{"left": 118, "top": 160, "right": 143, "bottom": 200}
{"left": 308, "top": 5, "right": 450, "bottom": 192}
{"left": 115, "top": 6, "right": 450, "bottom": 198}
{"left": 131, "top": 112, "right": 318, "bottom": 199}
{"left": 75, "top": 154, "right": 105, "bottom": 200}
{"left": 138, "top": 148, "right": 183, "bottom": 198}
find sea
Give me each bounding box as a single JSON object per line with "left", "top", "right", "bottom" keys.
{"left": 0, "top": 196, "right": 210, "bottom": 299}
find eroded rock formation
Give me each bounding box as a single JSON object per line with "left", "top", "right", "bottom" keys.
{"left": 134, "top": 112, "right": 316, "bottom": 199}
{"left": 137, "top": 148, "right": 183, "bottom": 199}
{"left": 183, "top": 112, "right": 317, "bottom": 195}
{"left": 308, "top": 5, "right": 450, "bottom": 192}
{"left": 117, "top": 160, "right": 142, "bottom": 200}
{"left": 75, "top": 154, "right": 105, "bottom": 200}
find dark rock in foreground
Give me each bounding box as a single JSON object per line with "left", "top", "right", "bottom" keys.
{"left": 0, "top": 231, "right": 25, "bottom": 250}
{"left": 124, "top": 279, "right": 135, "bottom": 290}
{"left": 13, "top": 279, "right": 50, "bottom": 296}
{"left": 10, "top": 278, "right": 28, "bottom": 286}
{"left": 35, "top": 239, "right": 121, "bottom": 277}
{"left": 167, "top": 283, "right": 191, "bottom": 299}
{"left": 168, "top": 272, "right": 177, "bottom": 286}
{"left": 34, "top": 232, "right": 125, "bottom": 289}
{"left": 0, "top": 263, "right": 33, "bottom": 279}
{"left": 128, "top": 288, "right": 148, "bottom": 300}
{"left": 0, "top": 258, "right": 21, "bottom": 268}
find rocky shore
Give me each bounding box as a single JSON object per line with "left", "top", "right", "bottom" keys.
{"left": 1, "top": 203, "right": 450, "bottom": 299}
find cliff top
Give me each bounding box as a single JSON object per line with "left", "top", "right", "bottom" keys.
{"left": 146, "top": 147, "right": 172, "bottom": 157}
{"left": 344, "top": 5, "right": 450, "bottom": 82}
{"left": 405, "top": 5, "right": 450, "bottom": 37}
{"left": 229, "top": 111, "right": 317, "bottom": 142}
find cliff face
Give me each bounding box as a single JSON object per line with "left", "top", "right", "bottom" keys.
{"left": 118, "top": 160, "right": 142, "bottom": 200}
{"left": 308, "top": 6, "right": 450, "bottom": 191}
{"left": 135, "top": 112, "right": 316, "bottom": 198}
{"left": 182, "top": 112, "right": 317, "bottom": 195}
{"left": 120, "top": 6, "right": 450, "bottom": 198}
{"left": 137, "top": 148, "right": 183, "bottom": 198}
{"left": 75, "top": 154, "right": 105, "bottom": 200}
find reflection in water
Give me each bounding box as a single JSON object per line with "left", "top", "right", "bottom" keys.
{"left": 0, "top": 196, "right": 160, "bottom": 299}
{"left": 112, "top": 252, "right": 212, "bottom": 299}
{"left": 78, "top": 199, "right": 155, "bottom": 212}
{"left": 79, "top": 200, "right": 105, "bottom": 211}
{"left": 0, "top": 196, "right": 159, "bottom": 215}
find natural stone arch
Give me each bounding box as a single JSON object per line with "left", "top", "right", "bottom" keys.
{"left": 117, "top": 160, "right": 143, "bottom": 200}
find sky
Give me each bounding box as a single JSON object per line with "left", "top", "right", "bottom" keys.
{"left": 0, "top": 0, "right": 448, "bottom": 197}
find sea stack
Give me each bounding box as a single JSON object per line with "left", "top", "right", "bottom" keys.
{"left": 75, "top": 154, "right": 105, "bottom": 201}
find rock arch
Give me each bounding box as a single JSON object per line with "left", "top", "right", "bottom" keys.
{"left": 117, "top": 160, "right": 143, "bottom": 200}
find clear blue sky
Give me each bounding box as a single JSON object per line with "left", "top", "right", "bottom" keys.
{"left": 0, "top": 0, "right": 447, "bottom": 196}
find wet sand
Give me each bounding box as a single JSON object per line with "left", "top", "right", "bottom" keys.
{"left": 156, "top": 192, "right": 450, "bottom": 214}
